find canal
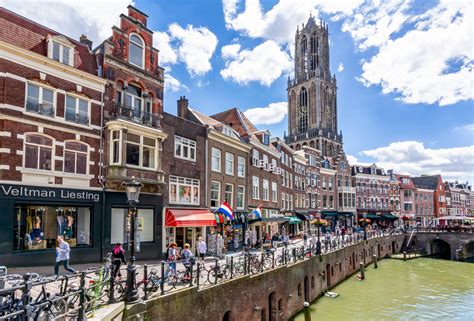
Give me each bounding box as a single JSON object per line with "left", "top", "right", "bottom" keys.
{"left": 292, "top": 258, "right": 474, "bottom": 321}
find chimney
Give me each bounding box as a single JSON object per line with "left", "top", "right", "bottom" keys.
{"left": 80, "top": 34, "right": 93, "bottom": 50}
{"left": 177, "top": 96, "right": 189, "bottom": 119}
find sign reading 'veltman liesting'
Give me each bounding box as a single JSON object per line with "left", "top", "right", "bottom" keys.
{"left": 0, "top": 184, "right": 100, "bottom": 202}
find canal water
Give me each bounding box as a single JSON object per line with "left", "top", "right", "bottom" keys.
{"left": 292, "top": 258, "right": 474, "bottom": 321}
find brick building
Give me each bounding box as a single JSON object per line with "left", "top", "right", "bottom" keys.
{"left": 0, "top": 7, "right": 106, "bottom": 265}
{"left": 212, "top": 108, "right": 283, "bottom": 244}
{"left": 414, "top": 188, "right": 434, "bottom": 226}
{"left": 445, "top": 181, "right": 471, "bottom": 216}
{"left": 411, "top": 175, "right": 447, "bottom": 218}
{"left": 184, "top": 98, "right": 251, "bottom": 250}
{"left": 387, "top": 170, "right": 401, "bottom": 218}
{"left": 94, "top": 6, "right": 167, "bottom": 260}
{"left": 334, "top": 152, "right": 356, "bottom": 227}
{"left": 352, "top": 164, "right": 393, "bottom": 225}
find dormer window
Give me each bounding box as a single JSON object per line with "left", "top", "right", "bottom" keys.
{"left": 47, "top": 36, "right": 74, "bottom": 66}
{"left": 263, "top": 134, "right": 270, "bottom": 145}
{"left": 129, "top": 33, "right": 144, "bottom": 68}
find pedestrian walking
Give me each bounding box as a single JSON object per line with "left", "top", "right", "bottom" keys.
{"left": 181, "top": 243, "right": 195, "bottom": 280}
{"left": 54, "top": 236, "right": 76, "bottom": 277}
{"left": 282, "top": 234, "right": 289, "bottom": 247}
{"left": 111, "top": 243, "right": 126, "bottom": 279}
{"left": 197, "top": 237, "right": 207, "bottom": 261}
{"left": 167, "top": 242, "right": 179, "bottom": 272}
{"left": 303, "top": 233, "right": 308, "bottom": 245}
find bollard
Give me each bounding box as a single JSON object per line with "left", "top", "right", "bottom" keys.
{"left": 196, "top": 263, "right": 201, "bottom": 289}
{"left": 143, "top": 264, "right": 148, "bottom": 300}
{"left": 403, "top": 251, "right": 407, "bottom": 261}
{"left": 373, "top": 254, "right": 378, "bottom": 269}
{"left": 244, "top": 254, "right": 248, "bottom": 275}
{"left": 359, "top": 262, "right": 365, "bottom": 280}
{"left": 214, "top": 259, "right": 219, "bottom": 285}
{"left": 21, "top": 273, "right": 32, "bottom": 320}
{"left": 189, "top": 262, "right": 194, "bottom": 287}
{"left": 78, "top": 272, "right": 86, "bottom": 320}
{"left": 160, "top": 261, "right": 165, "bottom": 295}
{"left": 108, "top": 267, "right": 115, "bottom": 304}
{"left": 261, "top": 252, "right": 264, "bottom": 273}
{"left": 272, "top": 251, "right": 275, "bottom": 269}
{"left": 230, "top": 256, "right": 234, "bottom": 279}
{"left": 304, "top": 301, "right": 312, "bottom": 321}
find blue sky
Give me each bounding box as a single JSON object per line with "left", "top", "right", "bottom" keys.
{"left": 2, "top": 0, "right": 473, "bottom": 181}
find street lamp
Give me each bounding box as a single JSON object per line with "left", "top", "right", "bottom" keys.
{"left": 313, "top": 218, "right": 326, "bottom": 255}
{"left": 123, "top": 177, "right": 143, "bottom": 303}
{"left": 360, "top": 215, "right": 370, "bottom": 241}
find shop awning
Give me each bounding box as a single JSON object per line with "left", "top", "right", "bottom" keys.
{"left": 338, "top": 212, "right": 354, "bottom": 217}
{"left": 321, "top": 211, "right": 338, "bottom": 217}
{"left": 381, "top": 213, "right": 398, "bottom": 220}
{"left": 165, "top": 209, "right": 217, "bottom": 227}
{"left": 285, "top": 216, "right": 302, "bottom": 224}
{"left": 295, "top": 212, "right": 312, "bottom": 221}
{"left": 248, "top": 217, "right": 289, "bottom": 224}
{"left": 362, "top": 213, "right": 379, "bottom": 219}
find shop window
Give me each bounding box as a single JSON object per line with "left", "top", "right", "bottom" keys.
{"left": 225, "top": 152, "right": 234, "bottom": 175}
{"left": 237, "top": 156, "right": 246, "bottom": 177}
{"left": 64, "top": 141, "right": 88, "bottom": 174}
{"left": 236, "top": 185, "right": 245, "bottom": 209}
{"left": 212, "top": 147, "right": 221, "bottom": 172}
{"left": 169, "top": 175, "right": 200, "bottom": 205}
{"left": 175, "top": 135, "right": 196, "bottom": 161}
{"left": 210, "top": 181, "right": 221, "bottom": 208}
{"left": 26, "top": 83, "right": 55, "bottom": 117}
{"left": 125, "top": 132, "right": 156, "bottom": 169}
{"left": 110, "top": 208, "right": 154, "bottom": 244}
{"left": 24, "top": 134, "right": 53, "bottom": 171}
{"left": 13, "top": 205, "right": 91, "bottom": 251}
{"left": 65, "top": 95, "right": 89, "bottom": 125}
{"left": 129, "top": 33, "right": 144, "bottom": 68}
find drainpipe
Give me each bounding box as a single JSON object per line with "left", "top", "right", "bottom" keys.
{"left": 205, "top": 130, "right": 209, "bottom": 208}
{"left": 98, "top": 86, "right": 106, "bottom": 261}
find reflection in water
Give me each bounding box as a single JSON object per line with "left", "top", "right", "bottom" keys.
{"left": 292, "top": 258, "right": 474, "bottom": 321}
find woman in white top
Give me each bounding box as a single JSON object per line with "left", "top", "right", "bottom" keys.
{"left": 197, "top": 237, "right": 207, "bottom": 261}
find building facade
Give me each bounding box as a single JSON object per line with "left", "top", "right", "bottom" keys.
{"left": 411, "top": 175, "right": 447, "bottom": 218}
{"left": 0, "top": 7, "right": 106, "bottom": 265}
{"left": 445, "top": 181, "right": 471, "bottom": 216}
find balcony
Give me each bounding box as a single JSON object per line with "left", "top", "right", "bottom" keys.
{"left": 66, "top": 113, "right": 89, "bottom": 125}
{"left": 26, "top": 101, "right": 55, "bottom": 117}
{"left": 113, "top": 103, "right": 161, "bottom": 129}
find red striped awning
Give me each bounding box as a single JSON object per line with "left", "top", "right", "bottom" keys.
{"left": 165, "top": 209, "right": 217, "bottom": 227}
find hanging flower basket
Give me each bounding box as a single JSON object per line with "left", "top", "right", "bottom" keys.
{"left": 311, "top": 218, "right": 328, "bottom": 226}
{"left": 359, "top": 218, "right": 371, "bottom": 224}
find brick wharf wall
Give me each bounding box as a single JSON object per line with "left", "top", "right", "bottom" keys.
{"left": 124, "top": 235, "right": 405, "bottom": 321}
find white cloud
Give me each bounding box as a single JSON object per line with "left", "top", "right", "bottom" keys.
{"left": 221, "top": 43, "right": 242, "bottom": 59}
{"left": 243, "top": 101, "right": 287, "bottom": 125}
{"left": 222, "top": 0, "right": 363, "bottom": 45}
{"left": 0, "top": 0, "right": 132, "bottom": 44}
{"left": 220, "top": 40, "right": 292, "bottom": 86}
{"left": 153, "top": 31, "right": 177, "bottom": 66}
{"left": 337, "top": 62, "right": 344, "bottom": 72}
{"left": 346, "top": 154, "right": 372, "bottom": 166}
{"left": 168, "top": 23, "right": 218, "bottom": 77}
{"left": 345, "top": 0, "right": 473, "bottom": 106}
{"left": 361, "top": 141, "right": 474, "bottom": 182}
{"left": 164, "top": 73, "right": 188, "bottom": 93}
{"left": 454, "top": 124, "right": 474, "bottom": 133}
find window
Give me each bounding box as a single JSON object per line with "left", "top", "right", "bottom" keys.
{"left": 225, "top": 152, "right": 234, "bottom": 175}
{"left": 237, "top": 186, "right": 245, "bottom": 209}
{"left": 175, "top": 136, "right": 196, "bottom": 161}
{"left": 24, "top": 134, "right": 53, "bottom": 170}
{"left": 252, "top": 176, "right": 260, "bottom": 199}
{"left": 210, "top": 181, "right": 220, "bottom": 208}
{"left": 271, "top": 182, "right": 277, "bottom": 202}
{"left": 237, "top": 156, "right": 246, "bottom": 177}
{"left": 124, "top": 85, "right": 143, "bottom": 118}
{"left": 64, "top": 141, "right": 88, "bottom": 174}
{"left": 263, "top": 179, "right": 269, "bottom": 201}
{"left": 65, "top": 95, "right": 89, "bottom": 125}
{"left": 14, "top": 205, "right": 92, "bottom": 251}
{"left": 263, "top": 154, "right": 269, "bottom": 168}
{"left": 211, "top": 147, "right": 221, "bottom": 172}
{"left": 252, "top": 149, "right": 260, "bottom": 166}
{"left": 111, "top": 130, "right": 121, "bottom": 165}
{"left": 129, "top": 34, "right": 144, "bottom": 68}
{"left": 26, "top": 83, "right": 55, "bottom": 117}
{"left": 50, "top": 41, "right": 72, "bottom": 65}
{"left": 111, "top": 208, "right": 153, "bottom": 244}
{"left": 169, "top": 176, "right": 200, "bottom": 205}
{"left": 281, "top": 193, "right": 286, "bottom": 209}
{"left": 225, "top": 184, "right": 234, "bottom": 207}
{"left": 126, "top": 133, "right": 156, "bottom": 169}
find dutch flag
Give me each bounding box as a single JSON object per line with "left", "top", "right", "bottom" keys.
{"left": 251, "top": 206, "right": 262, "bottom": 219}
{"left": 218, "top": 202, "right": 234, "bottom": 221}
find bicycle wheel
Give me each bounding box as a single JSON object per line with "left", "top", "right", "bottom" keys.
{"left": 49, "top": 298, "right": 67, "bottom": 318}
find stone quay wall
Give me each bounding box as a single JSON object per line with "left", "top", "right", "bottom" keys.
{"left": 124, "top": 235, "right": 405, "bottom": 321}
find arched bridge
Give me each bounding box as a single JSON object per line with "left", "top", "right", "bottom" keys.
{"left": 413, "top": 229, "right": 474, "bottom": 261}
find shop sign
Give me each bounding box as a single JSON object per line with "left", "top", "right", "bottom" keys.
{"left": 0, "top": 184, "right": 100, "bottom": 202}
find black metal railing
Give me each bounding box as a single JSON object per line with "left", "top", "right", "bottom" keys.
{"left": 113, "top": 103, "right": 161, "bottom": 128}
{"left": 0, "top": 230, "right": 401, "bottom": 319}
{"left": 25, "top": 101, "right": 55, "bottom": 118}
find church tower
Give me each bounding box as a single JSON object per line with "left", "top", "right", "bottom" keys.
{"left": 285, "top": 16, "right": 342, "bottom": 158}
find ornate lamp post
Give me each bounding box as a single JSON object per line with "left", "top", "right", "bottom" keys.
{"left": 123, "top": 177, "right": 143, "bottom": 303}
{"left": 313, "top": 218, "right": 327, "bottom": 255}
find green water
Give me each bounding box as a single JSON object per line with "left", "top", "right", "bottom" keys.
{"left": 292, "top": 258, "right": 474, "bottom": 321}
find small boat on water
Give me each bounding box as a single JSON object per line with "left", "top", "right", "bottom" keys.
{"left": 325, "top": 291, "right": 339, "bottom": 298}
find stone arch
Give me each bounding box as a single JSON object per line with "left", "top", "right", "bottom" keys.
{"left": 295, "top": 144, "right": 301, "bottom": 151}
{"left": 316, "top": 139, "right": 320, "bottom": 151}
{"left": 223, "top": 311, "right": 233, "bottom": 321}
{"left": 268, "top": 292, "right": 277, "bottom": 321}
{"left": 427, "top": 239, "right": 451, "bottom": 260}
{"left": 463, "top": 241, "right": 474, "bottom": 261}
{"left": 309, "top": 140, "right": 315, "bottom": 148}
